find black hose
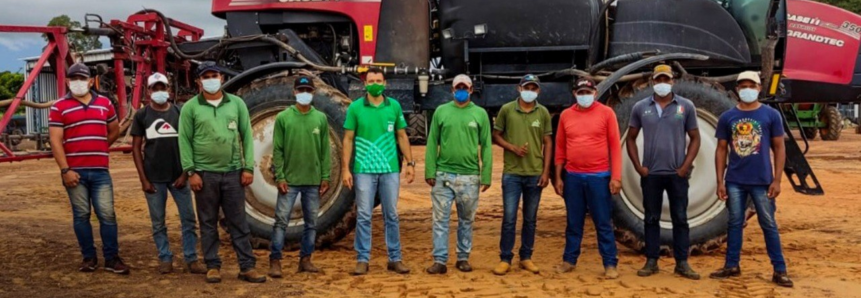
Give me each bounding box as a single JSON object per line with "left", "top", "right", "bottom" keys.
{"left": 588, "top": 51, "right": 659, "bottom": 74}
{"left": 587, "top": 0, "right": 615, "bottom": 67}
{"left": 595, "top": 53, "right": 709, "bottom": 100}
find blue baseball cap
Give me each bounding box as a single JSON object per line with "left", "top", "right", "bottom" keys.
{"left": 196, "top": 61, "right": 221, "bottom": 77}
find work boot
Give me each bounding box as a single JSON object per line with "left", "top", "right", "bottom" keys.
{"left": 455, "top": 260, "right": 473, "bottom": 272}
{"left": 299, "top": 256, "right": 320, "bottom": 273}
{"left": 104, "top": 257, "right": 131, "bottom": 275}
{"left": 352, "top": 262, "right": 369, "bottom": 276}
{"left": 79, "top": 258, "right": 98, "bottom": 272}
{"left": 709, "top": 267, "right": 741, "bottom": 279}
{"left": 206, "top": 268, "right": 222, "bottom": 283}
{"left": 674, "top": 261, "right": 701, "bottom": 280}
{"left": 387, "top": 261, "right": 411, "bottom": 274}
{"left": 519, "top": 260, "right": 540, "bottom": 274}
{"left": 772, "top": 272, "right": 794, "bottom": 288}
{"left": 604, "top": 266, "right": 620, "bottom": 279}
{"left": 557, "top": 262, "right": 576, "bottom": 273}
{"left": 426, "top": 262, "right": 448, "bottom": 275}
{"left": 237, "top": 269, "right": 267, "bottom": 283}
{"left": 186, "top": 261, "right": 207, "bottom": 274}
{"left": 158, "top": 260, "right": 173, "bottom": 274}
{"left": 637, "top": 258, "right": 659, "bottom": 277}
{"left": 492, "top": 262, "right": 511, "bottom": 275}
{"left": 268, "top": 259, "right": 283, "bottom": 278}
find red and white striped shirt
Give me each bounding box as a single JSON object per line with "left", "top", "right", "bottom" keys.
{"left": 49, "top": 92, "right": 117, "bottom": 170}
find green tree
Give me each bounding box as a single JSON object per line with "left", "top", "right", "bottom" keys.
{"left": 818, "top": 0, "right": 861, "bottom": 14}
{"left": 44, "top": 14, "right": 102, "bottom": 52}
{"left": 0, "top": 71, "right": 26, "bottom": 114}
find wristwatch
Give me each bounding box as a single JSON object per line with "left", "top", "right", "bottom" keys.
{"left": 186, "top": 170, "right": 196, "bottom": 177}
{"left": 61, "top": 168, "right": 71, "bottom": 174}
{"left": 407, "top": 160, "right": 416, "bottom": 167}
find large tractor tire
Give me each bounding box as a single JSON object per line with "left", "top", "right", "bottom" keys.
{"left": 405, "top": 112, "right": 428, "bottom": 145}
{"left": 612, "top": 80, "right": 738, "bottom": 255}
{"left": 819, "top": 105, "right": 843, "bottom": 141}
{"left": 233, "top": 72, "right": 356, "bottom": 250}
{"left": 801, "top": 127, "right": 818, "bottom": 140}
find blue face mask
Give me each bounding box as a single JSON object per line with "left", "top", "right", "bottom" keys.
{"left": 454, "top": 89, "right": 470, "bottom": 103}
{"left": 202, "top": 78, "right": 221, "bottom": 94}
{"left": 576, "top": 94, "right": 595, "bottom": 108}
{"left": 296, "top": 92, "right": 313, "bottom": 105}
{"left": 738, "top": 88, "right": 759, "bottom": 103}
{"left": 520, "top": 90, "right": 538, "bottom": 103}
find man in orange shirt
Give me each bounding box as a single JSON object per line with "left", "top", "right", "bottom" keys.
{"left": 554, "top": 78, "right": 621, "bottom": 278}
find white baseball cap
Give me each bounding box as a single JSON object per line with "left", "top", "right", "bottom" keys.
{"left": 452, "top": 74, "right": 473, "bottom": 88}
{"left": 147, "top": 72, "right": 170, "bottom": 87}
{"left": 736, "top": 71, "right": 761, "bottom": 85}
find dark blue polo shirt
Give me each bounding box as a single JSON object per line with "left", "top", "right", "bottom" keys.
{"left": 629, "top": 95, "right": 698, "bottom": 175}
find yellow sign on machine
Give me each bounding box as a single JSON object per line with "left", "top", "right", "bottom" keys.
{"left": 363, "top": 25, "right": 373, "bottom": 42}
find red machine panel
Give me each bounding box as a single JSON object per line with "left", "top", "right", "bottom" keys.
{"left": 784, "top": 0, "right": 861, "bottom": 85}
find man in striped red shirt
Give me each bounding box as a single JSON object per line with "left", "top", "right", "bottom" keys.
{"left": 49, "top": 63, "right": 128, "bottom": 274}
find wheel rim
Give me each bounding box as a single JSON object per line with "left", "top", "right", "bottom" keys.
{"left": 619, "top": 109, "right": 725, "bottom": 229}
{"left": 245, "top": 104, "right": 343, "bottom": 226}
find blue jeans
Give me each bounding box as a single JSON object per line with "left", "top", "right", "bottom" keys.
{"left": 725, "top": 183, "right": 787, "bottom": 272}
{"left": 65, "top": 169, "right": 119, "bottom": 261}
{"left": 500, "top": 174, "right": 542, "bottom": 263}
{"left": 270, "top": 186, "right": 320, "bottom": 259}
{"left": 354, "top": 173, "right": 402, "bottom": 263}
{"left": 431, "top": 172, "right": 480, "bottom": 263}
{"left": 562, "top": 172, "right": 618, "bottom": 267}
{"left": 144, "top": 182, "right": 198, "bottom": 263}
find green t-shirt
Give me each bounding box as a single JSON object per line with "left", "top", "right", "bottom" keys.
{"left": 344, "top": 97, "right": 407, "bottom": 173}
{"left": 494, "top": 100, "right": 553, "bottom": 176}
{"left": 272, "top": 106, "right": 331, "bottom": 186}
{"left": 425, "top": 101, "right": 493, "bottom": 185}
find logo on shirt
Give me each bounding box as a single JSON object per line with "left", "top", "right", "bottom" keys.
{"left": 312, "top": 127, "right": 320, "bottom": 135}
{"left": 145, "top": 119, "right": 178, "bottom": 140}
{"left": 644, "top": 109, "right": 653, "bottom": 116}
{"left": 731, "top": 118, "right": 762, "bottom": 157}
{"left": 387, "top": 121, "right": 395, "bottom": 132}
{"left": 228, "top": 120, "right": 237, "bottom": 130}
{"left": 468, "top": 121, "right": 478, "bottom": 128}
{"left": 531, "top": 120, "right": 540, "bottom": 128}
{"left": 675, "top": 105, "right": 685, "bottom": 119}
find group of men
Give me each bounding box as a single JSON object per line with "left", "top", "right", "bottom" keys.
{"left": 48, "top": 60, "right": 793, "bottom": 287}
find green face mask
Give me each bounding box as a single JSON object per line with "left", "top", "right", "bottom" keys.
{"left": 365, "top": 83, "right": 385, "bottom": 97}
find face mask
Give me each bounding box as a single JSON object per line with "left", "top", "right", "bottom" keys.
{"left": 366, "top": 83, "right": 385, "bottom": 97}
{"left": 454, "top": 89, "right": 470, "bottom": 103}
{"left": 69, "top": 81, "right": 90, "bottom": 97}
{"left": 151, "top": 91, "right": 169, "bottom": 104}
{"left": 202, "top": 78, "right": 221, "bottom": 94}
{"left": 738, "top": 88, "right": 759, "bottom": 103}
{"left": 653, "top": 83, "right": 672, "bottom": 97}
{"left": 520, "top": 90, "right": 538, "bottom": 103}
{"left": 576, "top": 94, "right": 595, "bottom": 108}
{"left": 296, "top": 92, "right": 313, "bottom": 105}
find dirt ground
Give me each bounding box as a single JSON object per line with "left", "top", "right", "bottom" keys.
{"left": 1, "top": 133, "right": 861, "bottom": 298}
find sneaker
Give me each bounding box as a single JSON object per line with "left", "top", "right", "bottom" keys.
{"left": 637, "top": 258, "right": 659, "bottom": 277}
{"left": 557, "top": 262, "right": 576, "bottom": 273}
{"left": 772, "top": 272, "right": 794, "bottom": 288}
{"left": 674, "top": 261, "right": 701, "bottom": 280}
{"left": 387, "top": 261, "right": 411, "bottom": 274}
{"left": 206, "top": 268, "right": 222, "bottom": 283}
{"left": 158, "top": 260, "right": 173, "bottom": 274}
{"left": 455, "top": 260, "right": 473, "bottom": 272}
{"left": 79, "top": 258, "right": 98, "bottom": 272}
{"left": 492, "top": 262, "right": 511, "bottom": 276}
{"left": 237, "top": 269, "right": 267, "bottom": 283}
{"left": 426, "top": 262, "right": 447, "bottom": 275}
{"left": 104, "top": 257, "right": 130, "bottom": 275}
{"left": 709, "top": 267, "right": 741, "bottom": 279}
{"left": 299, "top": 256, "right": 321, "bottom": 273}
{"left": 519, "top": 260, "right": 540, "bottom": 274}
{"left": 269, "top": 259, "right": 283, "bottom": 278}
{"left": 186, "top": 261, "right": 207, "bottom": 274}
{"left": 352, "top": 262, "right": 369, "bottom": 276}
{"left": 604, "top": 266, "right": 620, "bottom": 279}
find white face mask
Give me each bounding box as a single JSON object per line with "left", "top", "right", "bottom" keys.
{"left": 653, "top": 83, "right": 672, "bottom": 97}
{"left": 69, "top": 81, "right": 90, "bottom": 97}
{"left": 202, "top": 78, "right": 221, "bottom": 94}
{"left": 576, "top": 94, "right": 595, "bottom": 108}
{"left": 520, "top": 90, "right": 538, "bottom": 103}
{"left": 151, "top": 91, "right": 170, "bottom": 104}
{"left": 738, "top": 88, "right": 759, "bottom": 103}
{"left": 296, "top": 92, "right": 313, "bottom": 105}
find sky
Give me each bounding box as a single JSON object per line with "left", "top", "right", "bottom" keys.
{"left": 0, "top": 0, "right": 226, "bottom": 73}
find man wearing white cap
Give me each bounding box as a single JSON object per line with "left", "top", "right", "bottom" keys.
{"left": 131, "top": 73, "right": 206, "bottom": 275}
{"left": 425, "top": 74, "right": 492, "bottom": 274}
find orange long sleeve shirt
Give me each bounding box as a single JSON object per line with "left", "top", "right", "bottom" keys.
{"left": 555, "top": 102, "right": 622, "bottom": 181}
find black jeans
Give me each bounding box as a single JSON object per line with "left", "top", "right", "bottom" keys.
{"left": 195, "top": 170, "right": 256, "bottom": 270}
{"left": 641, "top": 174, "right": 690, "bottom": 261}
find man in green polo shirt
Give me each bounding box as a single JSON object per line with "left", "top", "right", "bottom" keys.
{"left": 491, "top": 74, "right": 553, "bottom": 275}
{"left": 178, "top": 61, "right": 265, "bottom": 283}
{"left": 342, "top": 68, "right": 415, "bottom": 275}
{"left": 425, "top": 74, "right": 492, "bottom": 274}
{"left": 267, "top": 75, "right": 330, "bottom": 278}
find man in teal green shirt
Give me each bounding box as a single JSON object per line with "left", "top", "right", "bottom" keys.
{"left": 342, "top": 68, "right": 415, "bottom": 275}
{"left": 178, "top": 61, "right": 265, "bottom": 284}
{"left": 425, "top": 74, "right": 492, "bottom": 274}
{"left": 267, "top": 76, "right": 330, "bottom": 278}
